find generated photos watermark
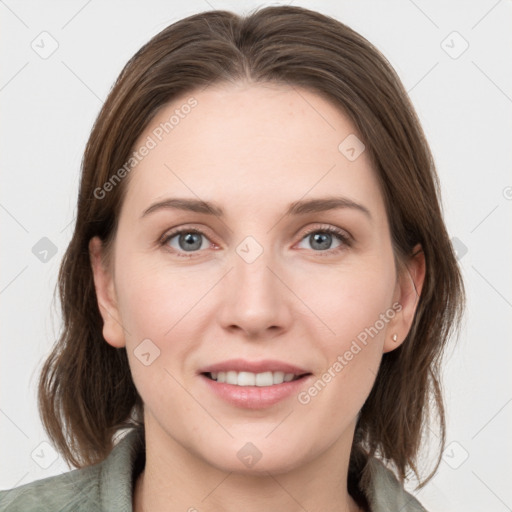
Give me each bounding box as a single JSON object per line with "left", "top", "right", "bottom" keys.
{"left": 93, "top": 96, "right": 198, "bottom": 200}
{"left": 297, "top": 301, "right": 402, "bottom": 405}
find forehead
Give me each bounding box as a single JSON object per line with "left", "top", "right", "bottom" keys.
{"left": 121, "top": 82, "right": 383, "bottom": 219}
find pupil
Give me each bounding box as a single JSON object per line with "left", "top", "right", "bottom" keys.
{"left": 180, "top": 233, "right": 202, "bottom": 251}
{"left": 311, "top": 232, "right": 331, "bottom": 250}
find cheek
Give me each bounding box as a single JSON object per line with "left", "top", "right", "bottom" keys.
{"left": 115, "top": 243, "right": 396, "bottom": 353}
{"left": 292, "top": 255, "right": 396, "bottom": 399}
{"left": 113, "top": 255, "right": 215, "bottom": 384}
{"left": 115, "top": 261, "right": 204, "bottom": 407}
{"left": 115, "top": 254, "right": 207, "bottom": 340}
{"left": 293, "top": 257, "right": 396, "bottom": 343}
{"left": 294, "top": 266, "right": 395, "bottom": 421}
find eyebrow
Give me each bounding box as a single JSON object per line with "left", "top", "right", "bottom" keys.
{"left": 141, "top": 196, "right": 372, "bottom": 220}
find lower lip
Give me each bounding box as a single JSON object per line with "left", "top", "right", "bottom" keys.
{"left": 200, "top": 374, "right": 312, "bottom": 409}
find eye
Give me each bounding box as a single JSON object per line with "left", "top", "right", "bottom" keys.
{"left": 296, "top": 226, "right": 350, "bottom": 253}
{"left": 160, "top": 225, "right": 351, "bottom": 258}
{"left": 161, "top": 228, "right": 212, "bottom": 256}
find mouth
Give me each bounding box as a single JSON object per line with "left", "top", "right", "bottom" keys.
{"left": 202, "top": 370, "right": 311, "bottom": 387}
{"left": 199, "top": 369, "right": 314, "bottom": 409}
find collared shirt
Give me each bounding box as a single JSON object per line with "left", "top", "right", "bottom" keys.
{"left": 0, "top": 428, "right": 428, "bottom": 511}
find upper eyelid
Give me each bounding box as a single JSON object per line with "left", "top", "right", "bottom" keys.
{"left": 300, "top": 224, "right": 350, "bottom": 239}
{"left": 160, "top": 225, "right": 214, "bottom": 243}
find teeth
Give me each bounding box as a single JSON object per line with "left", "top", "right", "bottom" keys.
{"left": 209, "top": 370, "right": 299, "bottom": 386}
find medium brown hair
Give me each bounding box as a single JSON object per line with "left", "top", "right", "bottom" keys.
{"left": 38, "top": 4, "right": 464, "bottom": 494}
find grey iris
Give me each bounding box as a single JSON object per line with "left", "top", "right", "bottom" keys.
{"left": 310, "top": 232, "right": 332, "bottom": 250}
{"left": 180, "top": 233, "right": 202, "bottom": 251}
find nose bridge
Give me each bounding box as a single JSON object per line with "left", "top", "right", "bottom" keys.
{"left": 234, "top": 246, "right": 274, "bottom": 296}
{"left": 217, "top": 235, "right": 291, "bottom": 336}
{"left": 232, "top": 237, "right": 279, "bottom": 308}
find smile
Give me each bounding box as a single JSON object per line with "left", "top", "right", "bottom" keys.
{"left": 204, "top": 370, "right": 306, "bottom": 386}
{"left": 200, "top": 371, "right": 313, "bottom": 409}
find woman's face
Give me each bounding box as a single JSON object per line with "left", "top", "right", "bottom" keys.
{"left": 91, "top": 82, "right": 421, "bottom": 473}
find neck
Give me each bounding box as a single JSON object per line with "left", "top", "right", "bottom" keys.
{"left": 133, "top": 416, "right": 362, "bottom": 512}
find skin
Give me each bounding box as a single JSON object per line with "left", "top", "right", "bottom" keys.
{"left": 90, "top": 82, "right": 425, "bottom": 512}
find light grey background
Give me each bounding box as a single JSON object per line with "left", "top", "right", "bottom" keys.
{"left": 1, "top": 1, "right": 511, "bottom": 510}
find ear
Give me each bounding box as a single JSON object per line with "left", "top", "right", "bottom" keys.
{"left": 383, "top": 244, "right": 426, "bottom": 353}
{"left": 89, "top": 236, "right": 126, "bottom": 348}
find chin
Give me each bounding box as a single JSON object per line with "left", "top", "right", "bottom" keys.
{"left": 199, "top": 437, "right": 309, "bottom": 476}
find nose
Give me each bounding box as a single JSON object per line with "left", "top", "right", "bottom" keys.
{"left": 217, "top": 245, "right": 293, "bottom": 339}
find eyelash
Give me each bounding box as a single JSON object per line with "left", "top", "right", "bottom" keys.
{"left": 298, "top": 225, "right": 352, "bottom": 256}
{"left": 159, "top": 225, "right": 352, "bottom": 258}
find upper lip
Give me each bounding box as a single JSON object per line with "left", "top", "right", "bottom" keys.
{"left": 199, "top": 359, "right": 310, "bottom": 375}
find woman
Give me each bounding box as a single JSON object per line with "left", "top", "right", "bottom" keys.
{"left": 0, "top": 5, "right": 464, "bottom": 511}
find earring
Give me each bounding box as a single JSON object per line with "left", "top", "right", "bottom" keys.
{"left": 392, "top": 334, "right": 398, "bottom": 342}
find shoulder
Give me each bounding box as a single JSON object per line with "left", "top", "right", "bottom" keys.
{"left": 0, "top": 428, "right": 144, "bottom": 512}
{"left": 363, "top": 456, "right": 428, "bottom": 512}
{"left": 0, "top": 463, "right": 102, "bottom": 512}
